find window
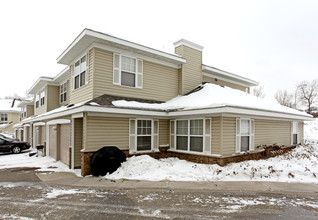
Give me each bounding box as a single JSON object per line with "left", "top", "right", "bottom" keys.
{"left": 35, "top": 94, "right": 39, "bottom": 108}
{"left": 73, "top": 55, "right": 87, "bottom": 89}
{"left": 113, "top": 54, "right": 143, "bottom": 88}
{"left": 176, "top": 119, "right": 204, "bottom": 153}
{"left": 292, "top": 122, "right": 299, "bottom": 145}
{"left": 240, "top": 119, "right": 250, "bottom": 152}
{"left": 236, "top": 118, "right": 255, "bottom": 153}
{"left": 137, "top": 120, "right": 152, "bottom": 151}
{"left": 60, "top": 81, "right": 68, "bottom": 103}
{"left": 23, "top": 107, "right": 26, "bottom": 118}
{"left": 1, "top": 113, "right": 8, "bottom": 121}
{"left": 40, "top": 89, "right": 45, "bottom": 106}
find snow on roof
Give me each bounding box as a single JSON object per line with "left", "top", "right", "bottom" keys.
{"left": 0, "top": 123, "right": 11, "bottom": 129}
{"left": 112, "top": 83, "right": 311, "bottom": 117}
{"left": 0, "top": 99, "right": 21, "bottom": 112}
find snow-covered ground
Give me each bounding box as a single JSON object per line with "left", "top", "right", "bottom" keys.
{"left": 0, "top": 119, "right": 317, "bottom": 183}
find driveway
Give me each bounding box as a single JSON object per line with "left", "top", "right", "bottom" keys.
{"left": 0, "top": 167, "right": 318, "bottom": 219}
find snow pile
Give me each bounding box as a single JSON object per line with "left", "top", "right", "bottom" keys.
{"left": 105, "top": 141, "right": 318, "bottom": 183}
{"left": 112, "top": 83, "right": 310, "bottom": 117}
{"left": 304, "top": 118, "right": 318, "bottom": 141}
{"left": 0, "top": 150, "right": 80, "bottom": 176}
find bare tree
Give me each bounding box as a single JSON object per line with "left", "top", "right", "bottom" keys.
{"left": 274, "top": 90, "right": 294, "bottom": 108}
{"left": 251, "top": 85, "right": 265, "bottom": 99}
{"left": 296, "top": 80, "right": 318, "bottom": 114}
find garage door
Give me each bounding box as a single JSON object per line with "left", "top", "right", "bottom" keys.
{"left": 59, "top": 124, "right": 71, "bottom": 165}
{"left": 49, "top": 125, "right": 57, "bottom": 159}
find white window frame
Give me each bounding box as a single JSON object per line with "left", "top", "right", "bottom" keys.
{"left": 136, "top": 119, "right": 153, "bottom": 152}
{"left": 175, "top": 118, "right": 205, "bottom": 153}
{"left": 1, "top": 113, "right": 8, "bottom": 121}
{"left": 73, "top": 55, "right": 87, "bottom": 90}
{"left": 60, "top": 81, "right": 68, "bottom": 104}
{"left": 35, "top": 93, "right": 39, "bottom": 108}
{"left": 40, "top": 88, "right": 45, "bottom": 106}
{"left": 292, "top": 121, "right": 299, "bottom": 145}
{"left": 113, "top": 53, "right": 143, "bottom": 88}
{"left": 236, "top": 118, "right": 255, "bottom": 153}
{"left": 240, "top": 119, "right": 251, "bottom": 152}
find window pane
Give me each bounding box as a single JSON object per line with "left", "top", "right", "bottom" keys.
{"left": 137, "top": 136, "right": 151, "bottom": 151}
{"left": 241, "top": 136, "right": 249, "bottom": 151}
{"left": 190, "top": 137, "right": 203, "bottom": 152}
{"left": 121, "top": 71, "right": 135, "bottom": 87}
{"left": 241, "top": 120, "right": 250, "bottom": 135}
{"left": 176, "top": 136, "right": 188, "bottom": 150}
{"left": 293, "top": 134, "right": 298, "bottom": 145}
{"left": 293, "top": 122, "right": 298, "bottom": 134}
{"left": 75, "top": 75, "right": 79, "bottom": 89}
{"left": 80, "top": 72, "right": 85, "bottom": 86}
{"left": 190, "top": 119, "right": 203, "bottom": 135}
{"left": 121, "top": 56, "right": 136, "bottom": 73}
{"left": 176, "top": 120, "right": 188, "bottom": 135}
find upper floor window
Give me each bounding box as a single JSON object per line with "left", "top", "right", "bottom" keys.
{"left": 40, "top": 89, "right": 45, "bottom": 106}
{"left": 113, "top": 53, "right": 143, "bottom": 88}
{"left": 1, "top": 113, "right": 8, "bottom": 121}
{"left": 23, "top": 107, "right": 26, "bottom": 117}
{"left": 74, "top": 55, "right": 87, "bottom": 89}
{"left": 292, "top": 122, "right": 299, "bottom": 145}
{"left": 60, "top": 81, "right": 68, "bottom": 103}
{"left": 176, "top": 119, "right": 204, "bottom": 153}
{"left": 35, "top": 94, "right": 39, "bottom": 108}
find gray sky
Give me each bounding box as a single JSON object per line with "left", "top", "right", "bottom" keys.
{"left": 1, "top": 0, "right": 317, "bottom": 101}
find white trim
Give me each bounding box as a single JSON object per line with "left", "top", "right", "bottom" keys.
{"left": 72, "top": 113, "right": 83, "bottom": 118}
{"left": 47, "top": 119, "right": 71, "bottom": 125}
{"left": 46, "top": 123, "right": 49, "bottom": 156}
{"left": 202, "top": 65, "right": 258, "bottom": 87}
{"left": 71, "top": 119, "right": 75, "bottom": 169}
{"left": 33, "top": 122, "right": 45, "bottom": 126}
{"left": 57, "top": 29, "right": 186, "bottom": 65}
{"left": 173, "top": 39, "right": 204, "bottom": 52}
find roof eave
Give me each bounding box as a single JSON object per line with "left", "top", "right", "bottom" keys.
{"left": 57, "top": 28, "right": 186, "bottom": 65}
{"left": 202, "top": 64, "right": 259, "bottom": 87}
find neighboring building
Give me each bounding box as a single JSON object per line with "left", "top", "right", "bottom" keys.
{"left": 0, "top": 99, "right": 21, "bottom": 135}
{"left": 19, "top": 29, "right": 313, "bottom": 176}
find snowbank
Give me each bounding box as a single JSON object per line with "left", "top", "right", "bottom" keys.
{"left": 304, "top": 118, "right": 318, "bottom": 141}
{"left": 105, "top": 141, "right": 318, "bottom": 183}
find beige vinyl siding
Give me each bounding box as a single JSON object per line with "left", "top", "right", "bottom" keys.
{"left": 47, "top": 85, "right": 59, "bottom": 111}
{"left": 175, "top": 45, "right": 202, "bottom": 95}
{"left": 85, "top": 116, "right": 129, "bottom": 151}
{"left": 26, "top": 105, "right": 34, "bottom": 117}
{"left": 92, "top": 48, "right": 179, "bottom": 101}
{"left": 202, "top": 75, "right": 248, "bottom": 92}
{"left": 159, "top": 119, "right": 169, "bottom": 146}
{"left": 69, "top": 50, "right": 94, "bottom": 104}
{"left": 74, "top": 118, "right": 83, "bottom": 168}
{"left": 34, "top": 93, "right": 46, "bottom": 115}
{"left": 211, "top": 117, "right": 221, "bottom": 155}
{"left": 255, "top": 119, "right": 291, "bottom": 147}
{"left": 221, "top": 117, "right": 236, "bottom": 156}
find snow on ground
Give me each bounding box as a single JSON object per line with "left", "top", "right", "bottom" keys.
{"left": 0, "top": 149, "right": 81, "bottom": 176}
{"left": 105, "top": 141, "right": 318, "bottom": 183}
{"left": 304, "top": 118, "right": 318, "bottom": 141}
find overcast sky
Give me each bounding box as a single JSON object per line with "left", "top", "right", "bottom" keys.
{"left": 1, "top": 0, "right": 317, "bottom": 101}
